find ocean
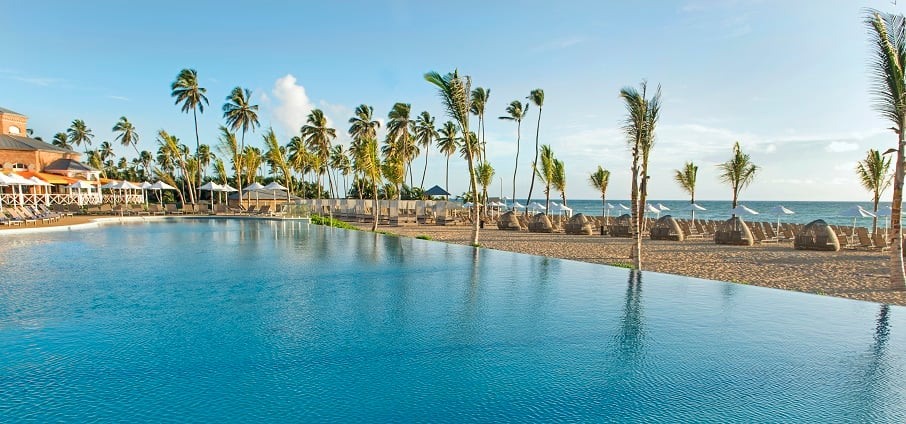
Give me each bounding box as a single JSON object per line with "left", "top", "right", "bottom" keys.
{"left": 501, "top": 199, "right": 895, "bottom": 228}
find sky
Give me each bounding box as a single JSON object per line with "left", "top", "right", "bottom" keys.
{"left": 2, "top": 0, "right": 903, "bottom": 201}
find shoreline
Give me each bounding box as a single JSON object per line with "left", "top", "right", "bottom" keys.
{"left": 3, "top": 215, "right": 902, "bottom": 306}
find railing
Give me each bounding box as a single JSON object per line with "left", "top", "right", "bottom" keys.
{"left": 281, "top": 204, "right": 311, "bottom": 219}
{"left": 0, "top": 193, "right": 144, "bottom": 206}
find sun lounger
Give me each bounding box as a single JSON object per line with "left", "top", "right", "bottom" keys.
{"left": 7, "top": 207, "right": 37, "bottom": 226}
{"left": 0, "top": 210, "right": 23, "bottom": 226}
{"left": 872, "top": 233, "right": 890, "bottom": 251}
{"left": 165, "top": 204, "right": 180, "bottom": 214}
{"left": 853, "top": 227, "right": 874, "bottom": 250}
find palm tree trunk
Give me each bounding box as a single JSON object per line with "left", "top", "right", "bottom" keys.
{"left": 445, "top": 156, "right": 450, "bottom": 198}
{"left": 420, "top": 148, "right": 429, "bottom": 191}
{"left": 193, "top": 108, "right": 201, "bottom": 204}
{"left": 481, "top": 114, "right": 487, "bottom": 162}
{"left": 545, "top": 187, "right": 550, "bottom": 215}
{"left": 630, "top": 153, "right": 641, "bottom": 270}
{"left": 872, "top": 193, "right": 880, "bottom": 236}
{"left": 466, "top": 152, "right": 480, "bottom": 245}
{"left": 326, "top": 162, "right": 335, "bottom": 199}
{"left": 512, "top": 121, "right": 521, "bottom": 211}
{"left": 238, "top": 131, "right": 245, "bottom": 208}
{"left": 371, "top": 174, "right": 379, "bottom": 232}
{"left": 526, "top": 107, "right": 542, "bottom": 216}
{"left": 889, "top": 128, "right": 905, "bottom": 290}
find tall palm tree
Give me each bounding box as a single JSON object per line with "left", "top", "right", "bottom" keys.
{"left": 287, "top": 135, "right": 311, "bottom": 195}
{"left": 171, "top": 69, "right": 209, "bottom": 197}
{"left": 534, "top": 144, "right": 556, "bottom": 213}
{"left": 589, "top": 166, "right": 611, "bottom": 218}
{"left": 436, "top": 121, "right": 458, "bottom": 198}
{"left": 866, "top": 10, "right": 906, "bottom": 290}
{"left": 349, "top": 104, "right": 381, "bottom": 198}
{"left": 98, "top": 141, "right": 115, "bottom": 162}
{"left": 857, "top": 148, "right": 893, "bottom": 235}
{"left": 470, "top": 87, "right": 490, "bottom": 161}
{"left": 674, "top": 161, "right": 699, "bottom": 221}
{"left": 500, "top": 100, "right": 528, "bottom": 210}
{"left": 381, "top": 157, "right": 405, "bottom": 200}
{"left": 67, "top": 119, "right": 94, "bottom": 150}
{"left": 243, "top": 146, "right": 263, "bottom": 186}
{"left": 355, "top": 136, "right": 382, "bottom": 230}
{"left": 718, "top": 141, "right": 758, "bottom": 210}
{"left": 425, "top": 69, "right": 481, "bottom": 245}
{"left": 414, "top": 111, "right": 438, "bottom": 191}
{"left": 223, "top": 87, "right": 260, "bottom": 204}
{"left": 52, "top": 132, "right": 72, "bottom": 150}
{"left": 620, "top": 81, "right": 662, "bottom": 270}
{"left": 157, "top": 130, "right": 196, "bottom": 204}
{"left": 330, "top": 144, "right": 351, "bottom": 198}
{"left": 139, "top": 150, "right": 153, "bottom": 177}
{"left": 525, "top": 89, "right": 544, "bottom": 215}
{"left": 552, "top": 158, "right": 566, "bottom": 207}
{"left": 301, "top": 109, "right": 337, "bottom": 198}
{"left": 197, "top": 144, "right": 214, "bottom": 182}
{"left": 112, "top": 116, "right": 140, "bottom": 156}
{"left": 384, "top": 102, "right": 417, "bottom": 188}
{"left": 214, "top": 158, "right": 228, "bottom": 184}
{"left": 216, "top": 126, "right": 240, "bottom": 187}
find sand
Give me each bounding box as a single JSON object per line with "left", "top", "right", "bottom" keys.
{"left": 4, "top": 215, "right": 902, "bottom": 305}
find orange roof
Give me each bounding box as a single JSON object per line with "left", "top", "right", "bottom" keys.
{"left": 15, "top": 170, "right": 77, "bottom": 185}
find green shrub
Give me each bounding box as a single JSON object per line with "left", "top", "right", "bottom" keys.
{"left": 310, "top": 214, "right": 358, "bottom": 230}
{"left": 608, "top": 261, "right": 634, "bottom": 269}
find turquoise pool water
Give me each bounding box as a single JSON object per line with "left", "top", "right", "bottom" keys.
{"left": 1, "top": 219, "right": 904, "bottom": 422}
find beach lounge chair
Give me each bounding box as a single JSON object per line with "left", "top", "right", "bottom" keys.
{"left": 7, "top": 207, "right": 37, "bottom": 226}
{"left": 0, "top": 210, "right": 23, "bottom": 226}
{"left": 165, "top": 204, "right": 180, "bottom": 214}
{"left": 854, "top": 227, "right": 874, "bottom": 249}
{"left": 872, "top": 232, "right": 890, "bottom": 251}
{"left": 178, "top": 203, "right": 194, "bottom": 214}
{"left": 256, "top": 204, "right": 271, "bottom": 216}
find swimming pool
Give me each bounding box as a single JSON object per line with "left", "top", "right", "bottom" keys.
{"left": 1, "top": 219, "right": 904, "bottom": 422}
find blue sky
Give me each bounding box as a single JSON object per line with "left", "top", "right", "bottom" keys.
{"left": 2, "top": 0, "right": 901, "bottom": 201}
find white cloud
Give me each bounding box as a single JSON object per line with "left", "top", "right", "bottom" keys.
{"left": 532, "top": 36, "right": 585, "bottom": 53}
{"left": 107, "top": 95, "right": 130, "bottom": 101}
{"left": 825, "top": 141, "right": 858, "bottom": 153}
{"left": 270, "top": 74, "right": 315, "bottom": 136}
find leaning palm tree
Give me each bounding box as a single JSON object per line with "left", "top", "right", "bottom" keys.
{"left": 552, "top": 158, "right": 567, "bottom": 207}
{"left": 866, "top": 10, "right": 906, "bottom": 289}
{"left": 436, "top": 121, "right": 458, "bottom": 197}
{"left": 620, "top": 81, "right": 661, "bottom": 270}
{"left": 355, "top": 137, "right": 382, "bottom": 230}
{"left": 171, "top": 69, "right": 209, "bottom": 197}
{"left": 425, "top": 69, "right": 481, "bottom": 245}
{"left": 301, "top": 109, "right": 337, "bottom": 198}
{"left": 213, "top": 158, "right": 228, "bottom": 184}
{"left": 223, "top": 87, "right": 260, "bottom": 204}
{"left": 674, "top": 161, "right": 699, "bottom": 220}
{"left": 470, "top": 87, "right": 491, "bottom": 161}
{"left": 718, "top": 141, "right": 758, "bottom": 210}
{"left": 157, "top": 130, "right": 196, "bottom": 204}
{"left": 525, "top": 89, "right": 544, "bottom": 215}
{"left": 499, "top": 100, "right": 528, "bottom": 210}
{"left": 216, "top": 126, "right": 240, "bottom": 188}
{"left": 856, "top": 148, "right": 892, "bottom": 235}
{"left": 67, "top": 119, "right": 94, "bottom": 150}
{"left": 589, "top": 166, "right": 611, "bottom": 218}
{"left": 534, "top": 144, "right": 556, "bottom": 213}
{"left": 112, "top": 116, "right": 140, "bottom": 156}
{"left": 52, "top": 132, "right": 72, "bottom": 150}
{"left": 98, "top": 141, "right": 115, "bottom": 162}
{"left": 263, "top": 128, "right": 293, "bottom": 194}
{"left": 349, "top": 104, "right": 382, "bottom": 198}
{"left": 413, "top": 111, "right": 438, "bottom": 190}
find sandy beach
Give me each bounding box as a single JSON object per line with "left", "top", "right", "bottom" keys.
{"left": 349, "top": 222, "right": 904, "bottom": 306}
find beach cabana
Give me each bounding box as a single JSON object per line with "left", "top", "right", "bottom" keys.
{"left": 528, "top": 213, "right": 554, "bottom": 233}
{"left": 609, "top": 214, "right": 633, "bottom": 238}
{"left": 199, "top": 181, "right": 222, "bottom": 211}
{"left": 650, "top": 215, "right": 684, "bottom": 241}
{"left": 262, "top": 181, "right": 290, "bottom": 206}
{"left": 564, "top": 213, "right": 594, "bottom": 235}
{"left": 149, "top": 181, "right": 177, "bottom": 206}
{"left": 714, "top": 216, "right": 754, "bottom": 246}
{"left": 497, "top": 210, "right": 522, "bottom": 231}
{"left": 243, "top": 182, "right": 265, "bottom": 208}
{"left": 794, "top": 219, "right": 840, "bottom": 251}
{"left": 424, "top": 185, "right": 451, "bottom": 198}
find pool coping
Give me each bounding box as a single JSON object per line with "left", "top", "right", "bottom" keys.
{"left": 0, "top": 215, "right": 311, "bottom": 236}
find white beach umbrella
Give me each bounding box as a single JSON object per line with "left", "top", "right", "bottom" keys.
{"left": 29, "top": 177, "right": 52, "bottom": 206}
{"left": 684, "top": 202, "right": 707, "bottom": 222}
{"left": 140, "top": 181, "right": 153, "bottom": 205}
{"left": 463, "top": 201, "right": 474, "bottom": 208}
{"left": 150, "top": 181, "right": 177, "bottom": 206}
{"left": 528, "top": 201, "right": 546, "bottom": 213}
{"left": 840, "top": 205, "right": 876, "bottom": 243}
{"left": 656, "top": 203, "right": 670, "bottom": 211}
{"left": 512, "top": 201, "right": 526, "bottom": 210}
{"left": 262, "top": 181, "right": 290, "bottom": 204}
{"left": 200, "top": 181, "right": 222, "bottom": 210}
{"left": 618, "top": 203, "right": 630, "bottom": 211}
{"left": 69, "top": 180, "right": 95, "bottom": 206}
{"left": 730, "top": 204, "right": 759, "bottom": 216}
{"left": 770, "top": 205, "right": 795, "bottom": 233}
{"left": 113, "top": 181, "right": 140, "bottom": 204}
{"left": 219, "top": 184, "right": 238, "bottom": 209}
{"left": 876, "top": 205, "right": 894, "bottom": 235}
{"left": 243, "top": 182, "right": 264, "bottom": 207}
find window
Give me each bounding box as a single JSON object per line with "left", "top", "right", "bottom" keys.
{"left": 7, "top": 125, "right": 20, "bottom": 135}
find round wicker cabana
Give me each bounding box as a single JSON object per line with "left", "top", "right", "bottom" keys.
{"left": 650, "top": 215, "right": 684, "bottom": 241}
{"left": 714, "top": 217, "right": 754, "bottom": 246}
{"left": 609, "top": 214, "right": 633, "bottom": 238}
{"left": 794, "top": 219, "right": 840, "bottom": 251}
{"left": 564, "top": 213, "right": 594, "bottom": 235}
{"left": 528, "top": 213, "right": 554, "bottom": 233}
{"left": 497, "top": 211, "right": 522, "bottom": 231}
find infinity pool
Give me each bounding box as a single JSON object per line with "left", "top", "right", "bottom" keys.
{"left": 1, "top": 219, "right": 904, "bottom": 422}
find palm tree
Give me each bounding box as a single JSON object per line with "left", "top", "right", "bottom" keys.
{"left": 171, "top": 69, "right": 209, "bottom": 197}
{"left": 112, "top": 116, "right": 140, "bottom": 156}
{"left": 216, "top": 126, "right": 240, "bottom": 187}
{"left": 384, "top": 102, "right": 417, "bottom": 188}
{"left": 287, "top": 135, "right": 312, "bottom": 195}
{"left": 263, "top": 128, "right": 293, "bottom": 193}
{"left": 425, "top": 69, "right": 481, "bottom": 245}
{"left": 52, "top": 132, "right": 72, "bottom": 150}
{"left": 381, "top": 157, "right": 405, "bottom": 200}
{"left": 499, "top": 100, "right": 528, "bottom": 211}
{"left": 674, "top": 161, "right": 699, "bottom": 220}
{"left": 243, "top": 146, "right": 263, "bottom": 186}
{"left": 436, "top": 121, "right": 458, "bottom": 198}
{"left": 330, "top": 144, "right": 351, "bottom": 197}
{"left": 139, "top": 150, "right": 153, "bottom": 177}
{"left": 552, "top": 158, "right": 566, "bottom": 207}
{"left": 67, "top": 119, "right": 94, "bottom": 150}
{"left": 213, "top": 158, "right": 228, "bottom": 184}
{"left": 414, "top": 111, "right": 438, "bottom": 191}
{"left": 589, "top": 166, "right": 611, "bottom": 218}
{"left": 476, "top": 161, "right": 495, "bottom": 215}
{"left": 867, "top": 10, "right": 906, "bottom": 290}
{"left": 857, "top": 149, "right": 893, "bottom": 235}
{"left": 355, "top": 137, "right": 382, "bottom": 230}
{"left": 620, "top": 81, "right": 662, "bottom": 270}
{"left": 157, "top": 130, "right": 196, "bottom": 204}
{"left": 300, "top": 109, "right": 337, "bottom": 198}
{"left": 470, "top": 87, "right": 490, "bottom": 161}
{"left": 718, "top": 141, "right": 758, "bottom": 210}
{"left": 349, "top": 104, "right": 381, "bottom": 198}
{"left": 534, "top": 144, "right": 556, "bottom": 213}
{"left": 223, "top": 87, "right": 260, "bottom": 204}
{"left": 525, "top": 89, "right": 544, "bottom": 215}
{"left": 98, "top": 141, "right": 115, "bottom": 162}
{"left": 197, "top": 144, "right": 214, "bottom": 182}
